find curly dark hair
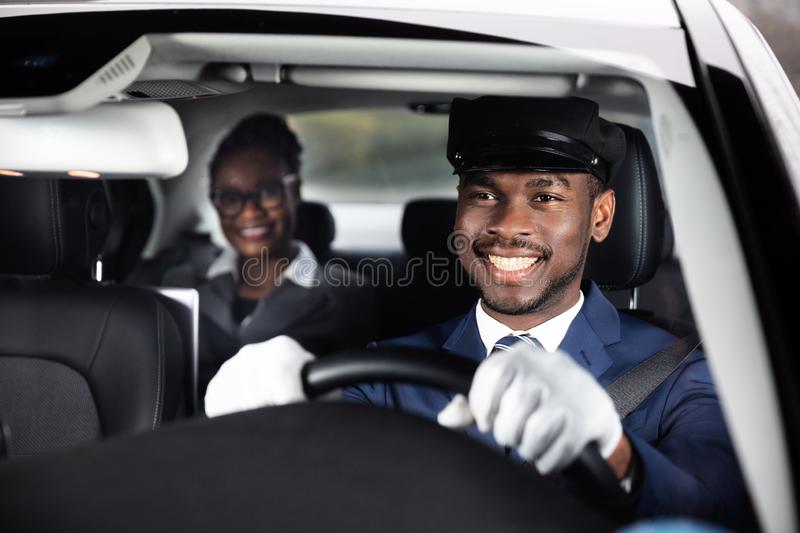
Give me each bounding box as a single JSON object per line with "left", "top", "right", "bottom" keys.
{"left": 209, "top": 114, "right": 302, "bottom": 182}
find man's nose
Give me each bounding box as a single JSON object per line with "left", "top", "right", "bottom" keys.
{"left": 487, "top": 200, "right": 534, "bottom": 240}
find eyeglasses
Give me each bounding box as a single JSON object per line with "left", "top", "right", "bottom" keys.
{"left": 210, "top": 175, "right": 297, "bottom": 218}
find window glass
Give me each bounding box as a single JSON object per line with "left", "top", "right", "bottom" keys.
{"left": 288, "top": 108, "right": 456, "bottom": 204}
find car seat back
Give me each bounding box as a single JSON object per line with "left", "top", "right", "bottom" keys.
{"left": 380, "top": 199, "right": 477, "bottom": 338}
{"left": 0, "top": 178, "right": 186, "bottom": 458}
{"left": 295, "top": 200, "right": 336, "bottom": 261}
{"left": 584, "top": 124, "right": 665, "bottom": 289}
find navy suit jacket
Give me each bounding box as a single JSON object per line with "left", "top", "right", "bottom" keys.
{"left": 344, "top": 281, "right": 752, "bottom": 527}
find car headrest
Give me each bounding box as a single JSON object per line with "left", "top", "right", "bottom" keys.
{"left": 584, "top": 124, "right": 665, "bottom": 290}
{"left": 294, "top": 201, "right": 335, "bottom": 259}
{"left": 402, "top": 199, "right": 458, "bottom": 259}
{"left": 400, "top": 125, "right": 664, "bottom": 291}
{"left": 0, "top": 178, "right": 110, "bottom": 280}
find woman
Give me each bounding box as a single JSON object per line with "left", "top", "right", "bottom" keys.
{"left": 197, "top": 114, "right": 376, "bottom": 393}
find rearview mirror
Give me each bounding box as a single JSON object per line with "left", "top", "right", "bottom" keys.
{"left": 0, "top": 101, "right": 188, "bottom": 179}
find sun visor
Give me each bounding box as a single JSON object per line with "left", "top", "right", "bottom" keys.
{"left": 0, "top": 101, "right": 188, "bottom": 179}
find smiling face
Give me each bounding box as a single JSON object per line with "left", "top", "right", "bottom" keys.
{"left": 212, "top": 147, "right": 297, "bottom": 260}
{"left": 455, "top": 170, "right": 615, "bottom": 328}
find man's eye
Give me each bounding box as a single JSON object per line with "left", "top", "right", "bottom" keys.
{"left": 533, "top": 194, "right": 559, "bottom": 203}
{"left": 472, "top": 192, "right": 497, "bottom": 201}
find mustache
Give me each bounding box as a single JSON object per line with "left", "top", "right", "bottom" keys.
{"left": 472, "top": 236, "right": 552, "bottom": 259}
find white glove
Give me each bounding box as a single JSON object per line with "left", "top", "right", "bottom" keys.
{"left": 204, "top": 335, "right": 315, "bottom": 418}
{"left": 438, "top": 343, "right": 622, "bottom": 474}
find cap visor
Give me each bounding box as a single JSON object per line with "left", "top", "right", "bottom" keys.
{"left": 454, "top": 147, "right": 593, "bottom": 175}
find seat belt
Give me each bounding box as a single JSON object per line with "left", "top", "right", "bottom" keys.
{"left": 605, "top": 332, "right": 702, "bottom": 419}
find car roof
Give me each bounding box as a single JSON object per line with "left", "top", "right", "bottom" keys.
{"left": 69, "top": 0, "right": 682, "bottom": 28}
{"left": 3, "top": 0, "right": 681, "bottom": 27}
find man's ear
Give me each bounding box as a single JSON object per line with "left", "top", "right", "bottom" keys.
{"left": 591, "top": 188, "right": 615, "bottom": 243}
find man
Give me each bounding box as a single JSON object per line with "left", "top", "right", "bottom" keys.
{"left": 205, "top": 97, "right": 752, "bottom": 527}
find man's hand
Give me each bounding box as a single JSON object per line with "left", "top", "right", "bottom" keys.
{"left": 438, "top": 343, "right": 624, "bottom": 475}
{"left": 204, "top": 335, "right": 315, "bottom": 418}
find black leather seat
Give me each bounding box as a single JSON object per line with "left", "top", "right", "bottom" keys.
{"left": 390, "top": 123, "right": 679, "bottom": 337}
{"left": 584, "top": 124, "right": 665, "bottom": 289}
{"left": 295, "top": 200, "right": 336, "bottom": 261}
{"left": 0, "top": 178, "right": 186, "bottom": 458}
{"left": 377, "top": 199, "right": 478, "bottom": 339}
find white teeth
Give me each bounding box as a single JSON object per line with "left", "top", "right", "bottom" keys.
{"left": 487, "top": 255, "right": 540, "bottom": 272}
{"left": 239, "top": 226, "right": 267, "bottom": 237}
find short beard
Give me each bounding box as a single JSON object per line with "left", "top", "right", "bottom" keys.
{"left": 481, "top": 242, "right": 588, "bottom": 317}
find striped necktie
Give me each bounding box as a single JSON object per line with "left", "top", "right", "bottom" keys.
{"left": 491, "top": 333, "right": 543, "bottom": 355}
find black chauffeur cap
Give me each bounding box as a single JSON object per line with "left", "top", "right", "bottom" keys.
{"left": 447, "top": 96, "right": 626, "bottom": 184}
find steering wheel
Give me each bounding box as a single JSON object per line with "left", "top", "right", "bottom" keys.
{"left": 302, "top": 346, "right": 629, "bottom": 511}
{"left": 0, "top": 346, "right": 628, "bottom": 532}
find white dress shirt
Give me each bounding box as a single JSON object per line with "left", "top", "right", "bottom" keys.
{"left": 474, "top": 291, "right": 585, "bottom": 356}
{"left": 205, "top": 239, "right": 319, "bottom": 288}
